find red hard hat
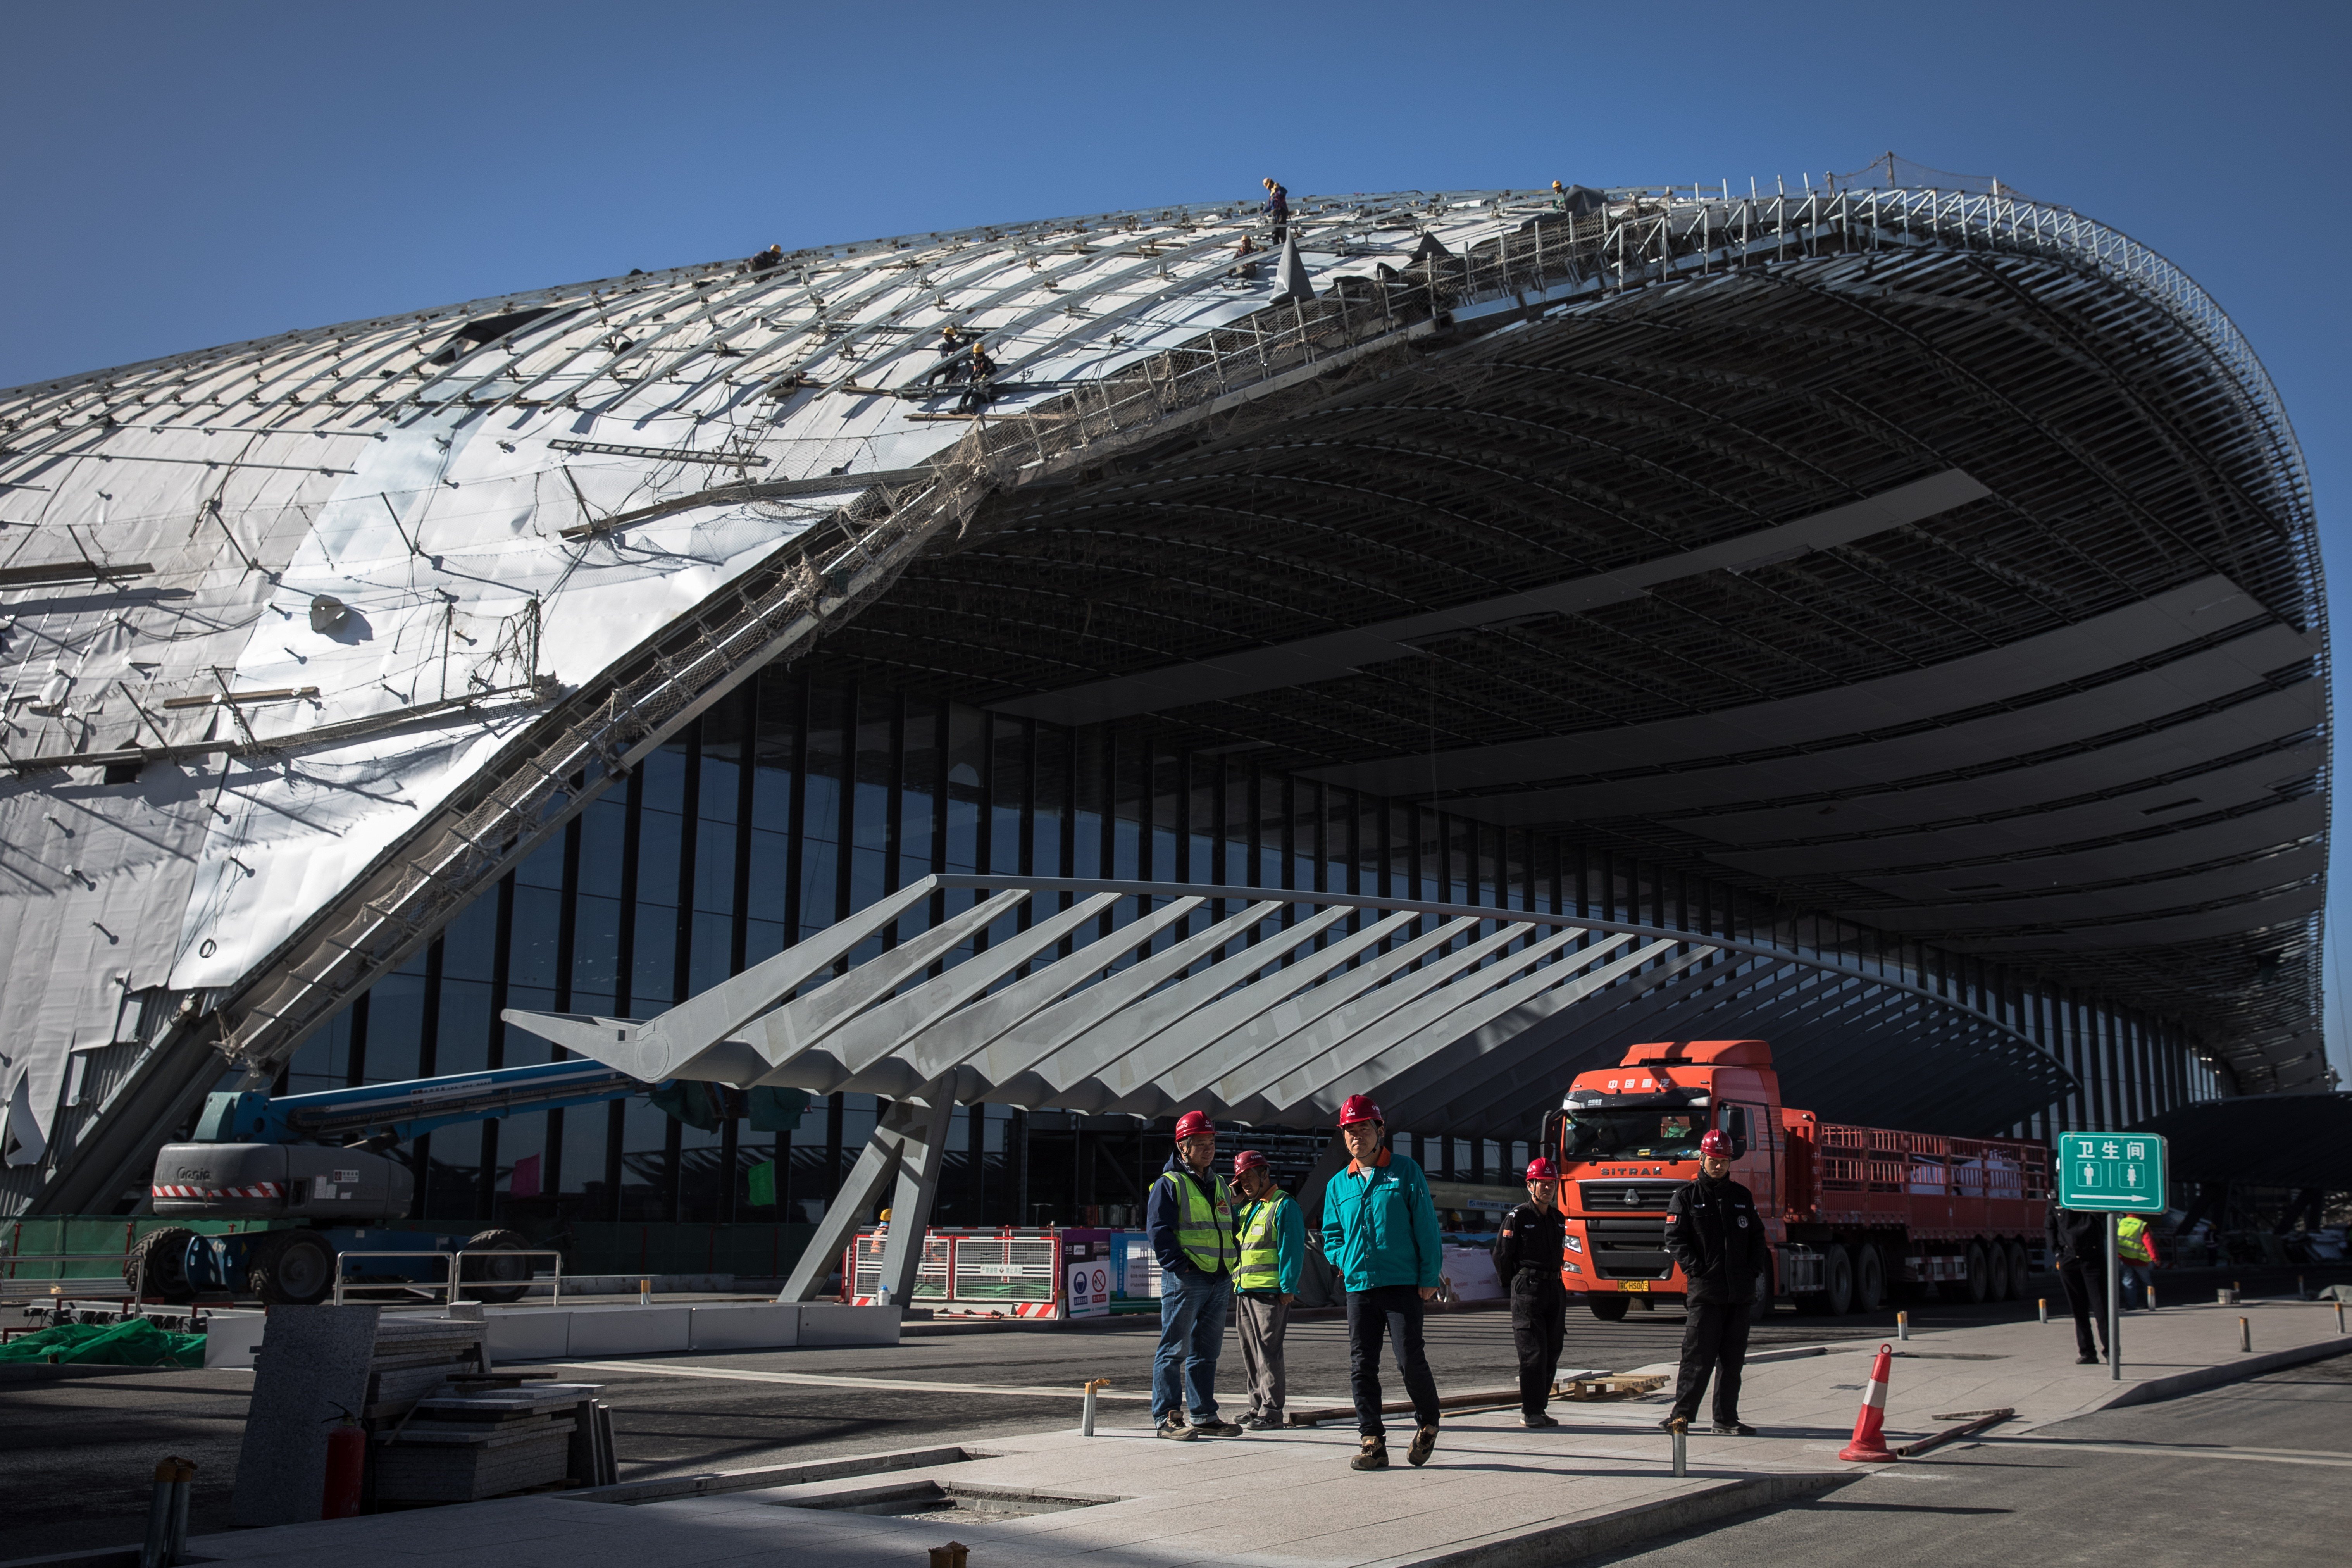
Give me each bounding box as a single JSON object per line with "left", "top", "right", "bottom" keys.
{"left": 1232, "top": 1149, "right": 1270, "bottom": 1176}
{"left": 1173, "top": 1110, "right": 1215, "bottom": 1141}
{"left": 1524, "top": 1156, "right": 1559, "bottom": 1182}
{"left": 1337, "top": 1094, "right": 1382, "bottom": 1127}
{"left": 1699, "top": 1129, "right": 1730, "bottom": 1157}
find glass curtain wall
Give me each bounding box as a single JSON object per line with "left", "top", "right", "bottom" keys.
{"left": 277, "top": 667, "right": 2215, "bottom": 1228}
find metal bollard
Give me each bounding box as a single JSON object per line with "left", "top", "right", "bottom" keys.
{"left": 1670, "top": 1418, "right": 1687, "bottom": 1478}
{"left": 2037, "top": 1297, "right": 2047, "bottom": 1325}
{"left": 1081, "top": 1378, "right": 1109, "bottom": 1437}
{"left": 140, "top": 1456, "right": 195, "bottom": 1568}
{"left": 166, "top": 1459, "right": 193, "bottom": 1565}
{"left": 2238, "top": 1316, "right": 2251, "bottom": 1353}
{"left": 928, "top": 1543, "right": 970, "bottom": 1568}
{"left": 2147, "top": 1282, "right": 2158, "bottom": 1311}
{"left": 638, "top": 1278, "right": 651, "bottom": 1307}
{"left": 1896, "top": 1310, "right": 1909, "bottom": 1341}
{"left": 2336, "top": 1301, "right": 2345, "bottom": 1335}
{"left": 140, "top": 1459, "right": 174, "bottom": 1568}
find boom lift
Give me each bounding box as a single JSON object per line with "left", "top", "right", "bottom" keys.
{"left": 134, "top": 1059, "right": 654, "bottom": 1305}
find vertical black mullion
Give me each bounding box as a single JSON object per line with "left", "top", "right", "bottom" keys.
{"left": 730, "top": 683, "right": 756, "bottom": 977}
{"left": 603, "top": 768, "right": 641, "bottom": 1222}
{"left": 1058, "top": 726, "right": 1079, "bottom": 938}
{"left": 546, "top": 814, "right": 581, "bottom": 1197}
{"left": 975, "top": 710, "right": 996, "bottom": 953}
{"left": 1133, "top": 735, "right": 1155, "bottom": 961}
{"left": 1098, "top": 730, "right": 1117, "bottom": 946}
{"left": 480, "top": 872, "right": 515, "bottom": 1224}
{"left": 784, "top": 672, "right": 810, "bottom": 950}
{"left": 412, "top": 936, "right": 445, "bottom": 1221}
{"left": 1017, "top": 717, "right": 1037, "bottom": 932}
{"left": 663, "top": 722, "right": 701, "bottom": 1225}
{"left": 929, "top": 698, "right": 950, "bottom": 933}
{"left": 1176, "top": 750, "right": 1193, "bottom": 885}
{"left": 344, "top": 993, "right": 371, "bottom": 1088}
{"left": 882, "top": 690, "right": 906, "bottom": 948}
{"left": 833, "top": 682, "right": 858, "bottom": 957}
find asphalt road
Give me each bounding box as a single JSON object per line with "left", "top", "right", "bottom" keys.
{"left": 1580, "top": 1353, "right": 2352, "bottom": 1567}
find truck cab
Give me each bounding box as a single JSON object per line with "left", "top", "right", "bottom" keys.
{"left": 1549, "top": 1039, "right": 1784, "bottom": 1320}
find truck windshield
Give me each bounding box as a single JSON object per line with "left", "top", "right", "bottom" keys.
{"left": 1561, "top": 1108, "right": 1705, "bottom": 1160}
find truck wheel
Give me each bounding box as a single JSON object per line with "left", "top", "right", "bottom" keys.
{"left": 1823, "top": 1245, "right": 1854, "bottom": 1316}
{"left": 126, "top": 1227, "right": 198, "bottom": 1303}
{"left": 461, "top": 1228, "right": 534, "bottom": 1304}
{"left": 1587, "top": 1295, "right": 1631, "bottom": 1322}
{"left": 248, "top": 1230, "right": 336, "bottom": 1305}
{"left": 1961, "top": 1240, "right": 1990, "bottom": 1305}
{"left": 1854, "top": 1246, "right": 1886, "bottom": 1313}
{"left": 1985, "top": 1239, "right": 2011, "bottom": 1302}
{"left": 2005, "top": 1239, "right": 2031, "bottom": 1299}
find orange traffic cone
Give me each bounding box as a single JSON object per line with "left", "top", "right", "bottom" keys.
{"left": 1839, "top": 1342, "right": 1898, "bottom": 1462}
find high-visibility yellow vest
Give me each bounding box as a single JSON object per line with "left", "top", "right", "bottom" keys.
{"left": 2117, "top": 1215, "right": 2155, "bottom": 1264}
{"left": 1155, "top": 1166, "right": 1236, "bottom": 1273}
{"left": 1235, "top": 1192, "right": 1291, "bottom": 1291}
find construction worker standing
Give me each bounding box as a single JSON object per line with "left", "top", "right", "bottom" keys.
{"left": 2050, "top": 1204, "right": 2110, "bottom": 1362}
{"left": 1494, "top": 1156, "right": 1569, "bottom": 1427}
{"left": 1262, "top": 177, "right": 1290, "bottom": 243}
{"left": 1661, "top": 1129, "right": 1761, "bottom": 1435}
{"left": 1230, "top": 1149, "right": 1303, "bottom": 1430}
{"left": 1146, "top": 1109, "right": 1240, "bottom": 1439}
{"left": 1321, "top": 1096, "right": 1443, "bottom": 1470}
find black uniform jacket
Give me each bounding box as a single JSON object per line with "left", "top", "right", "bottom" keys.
{"left": 1664, "top": 1173, "right": 1762, "bottom": 1303}
{"left": 2048, "top": 1206, "right": 2105, "bottom": 1268}
{"left": 1494, "top": 1201, "right": 1567, "bottom": 1292}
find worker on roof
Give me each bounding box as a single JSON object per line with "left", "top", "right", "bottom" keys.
{"left": 1661, "top": 1129, "right": 1762, "bottom": 1435}
{"left": 1228, "top": 233, "right": 1261, "bottom": 280}
{"left": 1145, "top": 1110, "right": 1240, "bottom": 1439}
{"left": 749, "top": 244, "right": 784, "bottom": 272}
{"left": 1550, "top": 179, "right": 1569, "bottom": 211}
{"left": 1495, "top": 1156, "right": 1570, "bottom": 1428}
{"left": 955, "top": 339, "right": 996, "bottom": 414}
{"left": 1322, "top": 1095, "right": 1443, "bottom": 1470}
{"left": 1262, "top": 177, "right": 1289, "bottom": 244}
{"left": 921, "top": 324, "right": 968, "bottom": 387}
{"left": 1230, "top": 1148, "right": 1304, "bottom": 1430}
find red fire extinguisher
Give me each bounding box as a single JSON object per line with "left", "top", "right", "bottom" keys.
{"left": 321, "top": 1403, "right": 365, "bottom": 1519}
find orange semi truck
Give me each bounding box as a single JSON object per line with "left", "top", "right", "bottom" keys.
{"left": 1548, "top": 1039, "right": 2050, "bottom": 1319}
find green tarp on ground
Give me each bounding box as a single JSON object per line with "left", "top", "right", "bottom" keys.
{"left": 0, "top": 1318, "right": 206, "bottom": 1368}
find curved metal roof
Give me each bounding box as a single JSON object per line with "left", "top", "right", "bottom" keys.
{"left": 0, "top": 178, "right": 2324, "bottom": 1211}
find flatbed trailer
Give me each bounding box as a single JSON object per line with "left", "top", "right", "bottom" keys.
{"left": 1551, "top": 1039, "right": 2050, "bottom": 1319}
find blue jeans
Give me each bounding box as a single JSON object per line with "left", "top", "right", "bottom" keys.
{"left": 1153, "top": 1268, "right": 1232, "bottom": 1423}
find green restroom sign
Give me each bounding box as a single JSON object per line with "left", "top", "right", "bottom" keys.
{"left": 2055, "top": 1132, "right": 2167, "bottom": 1213}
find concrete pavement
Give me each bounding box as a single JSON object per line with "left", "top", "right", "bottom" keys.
{"left": 117, "top": 1296, "right": 2352, "bottom": 1568}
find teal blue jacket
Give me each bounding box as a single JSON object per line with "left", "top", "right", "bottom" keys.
{"left": 1320, "top": 1151, "right": 1441, "bottom": 1292}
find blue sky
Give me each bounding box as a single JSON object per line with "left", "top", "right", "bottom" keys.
{"left": 5, "top": 1, "right": 2346, "bottom": 1084}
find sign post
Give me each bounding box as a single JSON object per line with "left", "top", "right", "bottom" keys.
{"left": 2056, "top": 1133, "right": 2168, "bottom": 1380}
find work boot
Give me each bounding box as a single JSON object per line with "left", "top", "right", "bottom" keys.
{"left": 1711, "top": 1420, "right": 1756, "bottom": 1436}
{"left": 1351, "top": 1435, "right": 1389, "bottom": 1470}
{"left": 1190, "top": 1416, "right": 1243, "bottom": 1437}
{"left": 2075, "top": 1353, "right": 2100, "bottom": 1365}
{"left": 1236, "top": 1412, "right": 1281, "bottom": 1431}
{"left": 1521, "top": 1411, "right": 1560, "bottom": 1428}
{"left": 1156, "top": 1418, "right": 1199, "bottom": 1440}
{"left": 1407, "top": 1423, "right": 1439, "bottom": 1466}
{"left": 1658, "top": 1415, "right": 1690, "bottom": 1434}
